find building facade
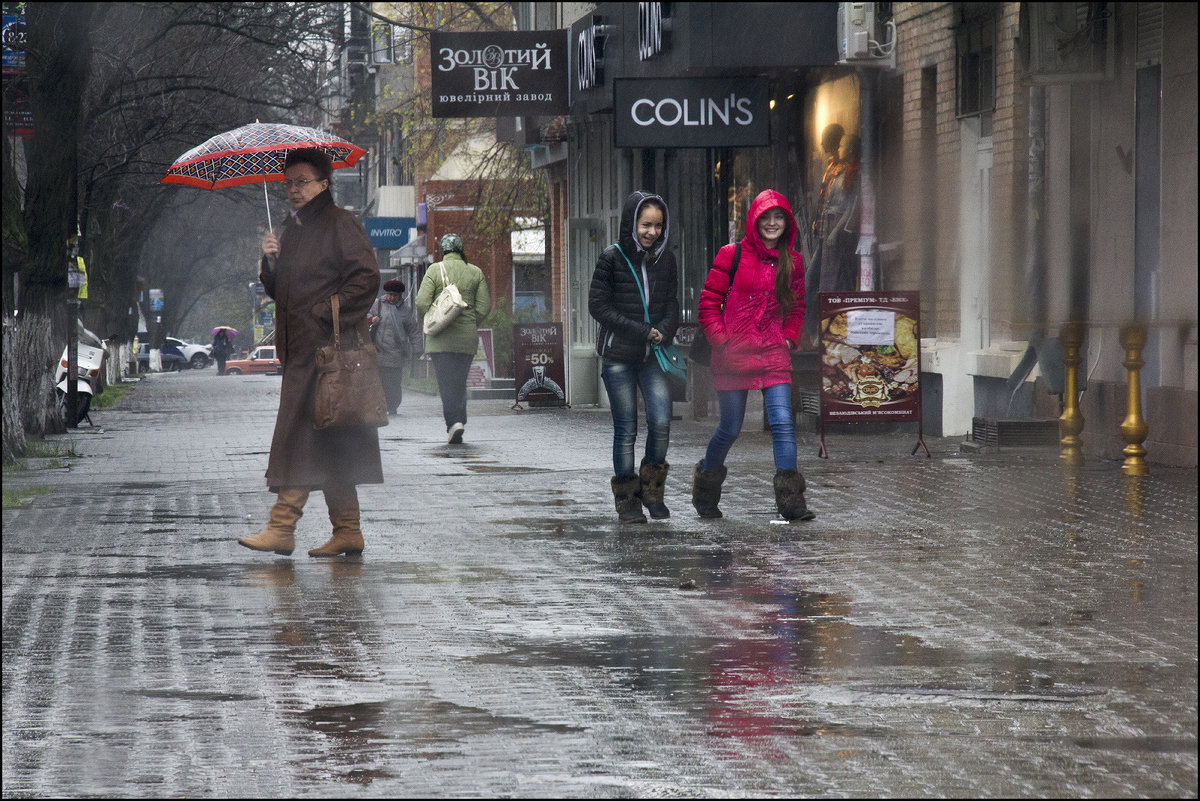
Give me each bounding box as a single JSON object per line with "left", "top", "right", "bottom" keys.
{"left": 518, "top": 2, "right": 1195, "bottom": 467}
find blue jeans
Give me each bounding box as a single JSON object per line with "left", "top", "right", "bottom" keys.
{"left": 703, "top": 383, "right": 797, "bottom": 472}
{"left": 601, "top": 358, "right": 671, "bottom": 477}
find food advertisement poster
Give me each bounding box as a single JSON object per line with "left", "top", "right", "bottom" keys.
{"left": 818, "top": 291, "right": 920, "bottom": 423}
{"left": 514, "top": 322, "right": 567, "bottom": 407}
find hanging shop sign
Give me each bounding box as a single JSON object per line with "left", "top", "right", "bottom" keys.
{"left": 513, "top": 322, "right": 567, "bottom": 409}
{"left": 431, "top": 30, "right": 569, "bottom": 118}
{"left": 613, "top": 77, "right": 770, "bottom": 148}
{"left": 362, "top": 217, "right": 415, "bottom": 249}
{"left": 638, "top": 2, "right": 671, "bottom": 61}
{"left": 574, "top": 14, "right": 610, "bottom": 92}
{"left": 818, "top": 291, "right": 929, "bottom": 456}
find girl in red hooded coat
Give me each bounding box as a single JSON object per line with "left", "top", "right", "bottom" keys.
{"left": 692, "top": 190, "right": 815, "bottom": 521}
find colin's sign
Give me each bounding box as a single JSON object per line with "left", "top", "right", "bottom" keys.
{"left": 431, "top": 30, "right": 569, "bottom": 118}
{"left": 614, "top": 77, "right": 770, "bottom": 148}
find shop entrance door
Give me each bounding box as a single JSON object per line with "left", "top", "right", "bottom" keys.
{"left": 567, "top": 218, "right": 602, "bottom": 406}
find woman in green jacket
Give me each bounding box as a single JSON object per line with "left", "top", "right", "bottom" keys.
{"left": 415, "top": 233, "right": 491, "bottom": 443}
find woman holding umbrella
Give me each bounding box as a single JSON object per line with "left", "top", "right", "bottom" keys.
{"left": 211, "top": 327, "right": 235, "bottom": 375}
{"left": 237, "top": 148, "right": 383, "bottom": 558}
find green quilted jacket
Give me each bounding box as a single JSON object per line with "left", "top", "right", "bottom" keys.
{"left": 414, "top": 252, "right": 492, "bottom": 354}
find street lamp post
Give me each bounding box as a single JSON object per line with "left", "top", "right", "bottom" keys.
{"left": 65, "top": 259, "right": 86, "bottom": 428}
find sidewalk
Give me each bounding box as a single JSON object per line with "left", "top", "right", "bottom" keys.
{"left": 3, "top": 370, "right": 1196, "bottom": 798}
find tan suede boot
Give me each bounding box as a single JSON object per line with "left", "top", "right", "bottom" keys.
{"left": 309, "top": 483, "right": 365, "bottom": 557}
{"left": 238, "top": 488, "right": 311, "bottom": 555}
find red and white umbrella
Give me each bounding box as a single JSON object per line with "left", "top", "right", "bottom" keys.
{"left": 161, "top": 122, "right": 365, "bottom": 229}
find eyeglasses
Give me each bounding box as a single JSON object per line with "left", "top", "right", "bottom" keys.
{"left": 283, "top": 178, "right": 322, "bottom": 189}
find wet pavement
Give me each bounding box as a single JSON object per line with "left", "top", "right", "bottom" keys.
{"left": 3, "top": 370, "right": 1196, "bottom": 798}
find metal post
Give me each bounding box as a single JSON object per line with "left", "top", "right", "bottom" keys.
{"left": 65, "top": 248, "right": 82, "bottom": 428}
{"left": 856, "top": 67, "right": 877, "bottom": 291}
{"left": 66, "top": 295, "right": 78, "bottom": 428}
{"left": 1058, "top": 321, "right": 1085, "bottom": 465}
{"left": 1119, "top": 322, "right": 1149, "bottom": 475}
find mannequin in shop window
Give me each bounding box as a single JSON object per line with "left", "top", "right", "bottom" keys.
{"left": 803, "top": 123, "right": 850, "bottom": 348}
{"left": 818, "top": 132, "right": 862, "bottom": 293}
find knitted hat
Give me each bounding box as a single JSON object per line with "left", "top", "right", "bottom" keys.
{"left": 383, "top": 279, "right": 405, "bottom": 293}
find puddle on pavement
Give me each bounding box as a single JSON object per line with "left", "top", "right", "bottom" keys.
{"left": 466, "top": 579, "right": 1142, "bottom": 740}
{"left": 1071, "top": 736, "right": 1197, "bottom": 754}
{"left": 124, "top": 688, "right": 260, "bottom": 702}
{"left": 296, "top": 697, "right": 585, "bottom": 763}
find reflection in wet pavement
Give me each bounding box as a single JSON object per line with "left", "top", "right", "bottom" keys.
{"left": 2, "top": 378, "right": 1196, "bottom": 797}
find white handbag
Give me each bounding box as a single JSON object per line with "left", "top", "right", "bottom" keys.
{"left": 423, "top": 261, "right": 469, "bottom": 335}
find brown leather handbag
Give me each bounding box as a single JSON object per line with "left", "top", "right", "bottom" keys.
{"left": 313, "top": 294, "right": 389, "bottom": 430}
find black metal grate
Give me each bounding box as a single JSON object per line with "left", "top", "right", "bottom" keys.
{"left": 971, "top": 418, "right": 1060, "bottom": 448}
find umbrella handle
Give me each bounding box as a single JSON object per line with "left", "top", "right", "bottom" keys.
{"left": 263, "top": 179, "right": 272, "bottom": 231}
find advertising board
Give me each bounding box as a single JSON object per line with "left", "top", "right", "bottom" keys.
{"left": 818, "top": 291, "right": 928, "bottom": 456}
{"left": 513, "top": 322, "right": 567, "bottom": 408}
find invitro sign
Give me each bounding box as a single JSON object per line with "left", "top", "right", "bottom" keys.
{"left": 614, "top": 77, "right": 770, "bottom": 148}
{"left": 362, "top": 217, "right": 415, "bottom": 250}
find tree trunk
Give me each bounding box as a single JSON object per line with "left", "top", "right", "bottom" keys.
{"left": 19, "top": 3, "right": 98, "bottom": 436}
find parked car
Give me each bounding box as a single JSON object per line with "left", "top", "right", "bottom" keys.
{"left": 135, "top": 342, "right": 186, "bottom": 372}
{"left": 223, "top": 346, "right": 281, "bottom": 375}
{"left": 166, "top": 337, "right": 212, "bottom": 369}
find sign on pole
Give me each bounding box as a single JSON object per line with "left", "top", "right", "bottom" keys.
{"left": 513, "top": 322, "right": 567, "bottom": 409}
{"left": 817, "top": 291, "right": 928, "bottom": 457}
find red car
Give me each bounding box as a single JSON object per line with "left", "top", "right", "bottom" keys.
{"left": 223, "top": 346, "right": 281, "bottom": 375}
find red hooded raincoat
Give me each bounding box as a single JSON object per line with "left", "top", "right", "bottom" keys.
{"left": 699, "top": 190, "right": 806, "bottom": 392}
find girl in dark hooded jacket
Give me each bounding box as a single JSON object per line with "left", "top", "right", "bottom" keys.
{"left": 692, "top": 189, "right": 815, "bottom": 521}
{"left": 588, "top": 190, "right": 680, "bottom": 523}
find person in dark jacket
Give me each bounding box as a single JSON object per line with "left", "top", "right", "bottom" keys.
{"left": 588, "top": 190, "right": 680, "bottom": 523}
{"left": 693, "top": 189, "right": 814, "bottom": 521}
{"left": 237, "top": 147, "right": 383, "bottom": 558}
{"left": 369, "top": 279, "right": 421, "bottom": 414}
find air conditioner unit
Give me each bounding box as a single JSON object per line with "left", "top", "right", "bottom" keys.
{"left": 839, "top": 2, "right": 873, "bottom": 60}
{"left": 837, "top": 2, "right": 896, "bottom": 68}
{"left": 344, "top": 40, "right": 369, "bottom": 66}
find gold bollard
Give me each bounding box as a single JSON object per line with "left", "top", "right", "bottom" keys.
{"left": 1058, "top": 322, "right": 1085, "bottom": 466}
{"left": 1119, "top": 322, "right": 1149, "bottom": 476}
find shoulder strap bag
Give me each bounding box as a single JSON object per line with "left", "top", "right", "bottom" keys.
{"left": 314, "top": 294, "right": 389, "bottom": 429}
{"left": 613, "top": 244, "right": 687, "bottom": 385}
{"left": 688, "top": 242, "right": 741, "bottom": 367}
{"left": 422, "top": 261, "right": 470, "bottom": 336}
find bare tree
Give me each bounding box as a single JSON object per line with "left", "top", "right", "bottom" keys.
{"left": 3, "top": 2, "right": 338, "bottom": 447}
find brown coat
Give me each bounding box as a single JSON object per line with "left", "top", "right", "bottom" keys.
{"left": 259, "top": 189, "right": 383, "bottom": 490}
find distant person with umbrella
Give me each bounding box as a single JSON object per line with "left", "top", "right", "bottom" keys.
{"left": 211, "top": 327, "right": 235, "bottom": 375}
{"left": 237, "top": 147, "right": 383, "bottom": 559}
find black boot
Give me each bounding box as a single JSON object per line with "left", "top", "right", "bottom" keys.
{"left": 611, "top": 474, "right": 647, "bottom": 524}
{"left": 773, "top": 469, "right": 816, "bottom": 521}
{"left": 639, "top": 459, "right": 670, "bottom": 519}
{"left": 691, "top": 461, "right": 727, "bottom": 519}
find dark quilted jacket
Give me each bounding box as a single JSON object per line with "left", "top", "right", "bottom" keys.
{"left": 588, "top": 191, "right": 680, "bottom": 364}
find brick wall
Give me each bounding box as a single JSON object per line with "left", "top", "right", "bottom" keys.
{"left": 895, "top": 3, "right": 959, "bottom": 338}
{"left": 424, "top": 179, "right": 513, "bottom": 311}
{"left": 894, "top": 3, "right": 1025, "bottom": 341}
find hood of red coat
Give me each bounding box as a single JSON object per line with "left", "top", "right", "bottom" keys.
{"left": 743, "top": 189, "right": 797, "bottom": 261}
